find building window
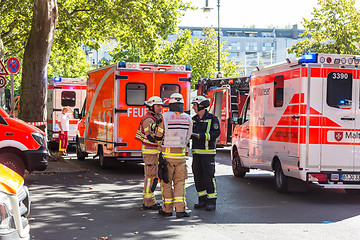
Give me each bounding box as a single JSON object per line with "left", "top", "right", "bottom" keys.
{"left": 246, "top": 42, "right": 257, "bottom": 51}
{"left": 126, "top": 83, "right": 146, "bottom": 106}
{"left": 193, "top": 31, "right": 202, "bottom": 36}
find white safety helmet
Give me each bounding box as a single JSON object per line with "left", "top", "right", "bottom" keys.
{"left": 145, "top": 96, "right": 164, "bottom": 107}
{"left": 169, "top": 93, "right": 184, "bottom": 104}
{"left": 191, "top": 96, "right": 207, "bottom": 105}
{"left": 192, "top": 95, "right": 210, "bottom": 109}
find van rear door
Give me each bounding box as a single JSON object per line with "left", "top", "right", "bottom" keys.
{"left": 321, "top": 68, "right": 356, "bottom": 171}
{"left": 115, "top": 70, "right": 152, "bottom": 152}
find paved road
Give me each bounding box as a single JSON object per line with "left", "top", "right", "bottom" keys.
{"left": 25, "top": 149, "right": 360, "bottom": 240}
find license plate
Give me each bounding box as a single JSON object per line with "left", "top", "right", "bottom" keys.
{"left": 341, "top": 174, "right": 360, "bottom": 181}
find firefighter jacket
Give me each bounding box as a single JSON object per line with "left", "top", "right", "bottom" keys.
{"left": 191, "top": 110, "right": 220, "bottom": 154}
{"left": 135, "top": 111, "right": 162, "bottom": 153}
{"left": 156, "top": 111, "right": 193, "bottom": 149}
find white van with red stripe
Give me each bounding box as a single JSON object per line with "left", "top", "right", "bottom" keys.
{"left": 232, "top": 53, "right": 360, "bottom": 192}
{"left": 47, "top": 77, "right": 86, "bottom": 148}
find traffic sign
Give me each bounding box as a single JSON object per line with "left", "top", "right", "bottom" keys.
{"left": 7, "top": 57, "right": 20, "bottom": 74}
{"left": 0, "top": 76, "right": 6, "bottom": 88}
{"left": 0, "top": 60, "right": 9, "bottom": 75}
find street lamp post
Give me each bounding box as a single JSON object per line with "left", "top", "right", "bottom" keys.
{"left": 203, "top": 0, "right": 221, "bottom": 77}
{"left": 217, "top": 0, "right": 220, "bottom": 74}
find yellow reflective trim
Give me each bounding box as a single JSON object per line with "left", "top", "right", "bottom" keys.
{"left": 213, "top": 178, "right": 217, "bottom": 194}
{"left": 144, "top": 127, "right": 149, "bottom": 132}
{"left": 198, "top": 190, "right": 207, "bottom": 197}
{"left": 158, "top": 127, "right": 164, "bottom": 133}
{"left": 192, "top": 149, "right": 216, "bottom": 154}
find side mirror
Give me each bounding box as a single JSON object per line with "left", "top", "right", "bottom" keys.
{"left": 73, "top": 108, "right": 80, "bottom": 119}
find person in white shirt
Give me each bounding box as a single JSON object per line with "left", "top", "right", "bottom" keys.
{"left": 58, "top": 107, "right": 73, "bottom": 156}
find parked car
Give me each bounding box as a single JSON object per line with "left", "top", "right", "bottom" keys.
{"left": 0, "top": 163, "right": 30, "bottom": 239}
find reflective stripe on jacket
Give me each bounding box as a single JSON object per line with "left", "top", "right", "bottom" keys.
{"left": 192, "top": 110, "right": 220, "bottom": 154}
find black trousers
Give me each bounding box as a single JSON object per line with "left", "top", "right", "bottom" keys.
{"left": 192, "top": 154, "right": 217, "bottom": 204}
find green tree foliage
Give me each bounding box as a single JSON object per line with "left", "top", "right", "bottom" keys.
{"left": 289, "top": 0, "right": 360, "bottom": 56}
{"left": 110, "top": 27, "right": 240, "bottom": 88}
{"left": 48, "top": 44, "right": 90, "bottom": 79}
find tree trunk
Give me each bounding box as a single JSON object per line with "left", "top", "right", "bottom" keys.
{"left": 19, "top": 0, "right": 58, "bottom": 124}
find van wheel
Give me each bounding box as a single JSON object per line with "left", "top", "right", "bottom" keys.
{"left": 98, "top": 146, "right": 108, "bottom": 169}
{"left": 76, "top": 139, "right": 86, "bottom": 161}
{"left": 274, "top": 162, "right": 288, "bottom": 193}
{"left": 232, "top": 149, "right": 248, "bottom": 178}
{"left": 0, "top": 153, "right": 25, "bottom": 177}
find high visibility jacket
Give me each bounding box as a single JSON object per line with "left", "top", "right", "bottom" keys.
{"left": 135, "top": 111, "right": 162, "bottom": 149}
{"left": 156, "top": 111, "right": 192, "bottom": 148}
{"left": 191, "top": 110, "right": 220, "bottom": 154}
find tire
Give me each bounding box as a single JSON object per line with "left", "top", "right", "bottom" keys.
{"left": 76, "top": 139, "right": 86, "bottom": 161}
{"left": 0, "top": 153, "right": 25, "bottom": 177}
{"left": 98, "top": 146, "right": 108, "bottom": 169}
{"left": 274, "top": 162, "right": 288, "bottom": 193}
{"left": 232, "top": 149, "right": 248, "bottom": 178}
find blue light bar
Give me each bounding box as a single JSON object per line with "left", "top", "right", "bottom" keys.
{"left": 54, "top": 77, "right": 62, "bottom": 82}
{"left": 340, "top": 100, "right": 345, "bottom": 104}
{"left": 185, "top": 65, "right": 191, "bottom": 71}
{"left": 118, "top": 62, "right": 126, "bottom": 68}
{"left": 298, "top": 53, "right": 318, "bottom": 63}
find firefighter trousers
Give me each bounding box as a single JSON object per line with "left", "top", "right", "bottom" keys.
{"left": 192, "top": 154, "right": 217, "bottom": 204}
{"left": 160, "top": 148, "right": 188, "bottom": 213}
{"left": 142, "top": 153, "right": 159, "bottom": 207}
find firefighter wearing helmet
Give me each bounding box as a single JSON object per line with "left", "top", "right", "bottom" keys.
{"left": 135, "top": 96, "right": 164, "bottom": 210}
{"left": 191, "top": 95, "right": 220, "bottom": 211}
{"left": 155, "top": 93, "right": 193, "bottom": 218}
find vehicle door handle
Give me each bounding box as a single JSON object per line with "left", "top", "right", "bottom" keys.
{"left": 292, "top": 115, "right": 300, "bottom": 120}
{"left": 341, "top": 117, "right": 355, "bottom": 121}
{"left": 246, "top": 128, "right": 249, "bottom": 132}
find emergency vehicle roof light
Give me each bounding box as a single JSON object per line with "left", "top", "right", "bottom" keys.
{"left": 298, "top": 53, "right": 318, "bottom": 63}
{"left": 54, "top": 77, "right": 62, "bottom": 82}
{"left": 118, "top": 62, "right": 126, "bottom": 68}
{"left": 185, "top": 65, "right": 191, "bottom": 71}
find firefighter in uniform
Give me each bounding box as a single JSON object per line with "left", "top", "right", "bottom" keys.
{"left": 135, "top": 96, "right": 164, "bottom": 210}
{"left": 191, "top": 96, "right": 220, "bottom": 211}
{"left": 155, "top": 93, "right": 193, "bottom": 218}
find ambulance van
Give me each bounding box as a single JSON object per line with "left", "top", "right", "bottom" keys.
{"left": 0, "top": 106, "right": 48, "bottom": 176}
{"left": 232, "top": 53, "right": 360, "bottom": 193}
{"left": 76, "top": 62, "right": 191, "bottom": 167}
{"left": 47, "top": 77, "right": 86, "bottom": 148}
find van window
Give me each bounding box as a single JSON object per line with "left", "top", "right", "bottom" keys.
{"left": 160, "top": 84, "right": 180, "bottom": 101}
{"left": 274, "top": 75, "right": 284, "bottom": 108}
{"left": 126, "top": 83, "right": 146, "bottom": 106}
{"left": 61, "top": 91, "right": 76, "bottom": 107}
{"left": 240, "top": 96, "right": 250, "bottom": 124}
{"left": 327, "top": 72, "right": 352, "bottom": 109}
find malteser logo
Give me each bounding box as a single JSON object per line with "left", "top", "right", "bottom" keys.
{"left": 253, "top": 87, "right": 270, "bottom": 101}
{"left": 334, "top": 132, "right": 343, "bottom": 142}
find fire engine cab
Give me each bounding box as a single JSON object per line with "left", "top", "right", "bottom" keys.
{"left": 232, "top": 53, "right": 360, "bottom": 193}
{"left": 47, "top": 77, "right": 86, "bottom": 148}
{"left": 196, "top": 76, "right": 249, "bottom": 147}
{"left": 76, "top": 62, "right": 191, "bottom": 168}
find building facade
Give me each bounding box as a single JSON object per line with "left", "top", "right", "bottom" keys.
{"left": 169, "top": 25, "right": 305, "bottom": 76}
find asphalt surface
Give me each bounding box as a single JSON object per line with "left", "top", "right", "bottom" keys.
{"left": 24, "top": 149, "right": 360, "bottom": 240}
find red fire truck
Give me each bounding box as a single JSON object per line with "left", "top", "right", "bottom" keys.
{"left": 196, "top": 76, "right": 249, "bottom": 147}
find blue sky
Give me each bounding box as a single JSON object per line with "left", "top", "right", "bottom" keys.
{"left": 179, "top": 0, "right": 357, "bottom": 29}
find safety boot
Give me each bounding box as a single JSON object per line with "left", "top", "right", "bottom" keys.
{"left": 194, "top": 202, "right": 206, "bottom": 209}
{"left": 158, "top": 209, "right": 172, "bottom": 217}
{"left": 176, "top": 211, "right": 191, "bottom": 218}
{"left": 205, "top": 203, "right": 216, "bottom": 211}
{"left": 142, "top": 202, "right": 162, "bottom": 210}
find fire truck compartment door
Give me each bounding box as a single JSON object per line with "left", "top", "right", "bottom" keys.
{"left": 115, "top": 71, "right": 153, "bottom": 151}
{"left": 213, "top": 88, "right": 229, "bottom": 145}
{"left": 321, "top": 68, "right": 356, "bottom": 171}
